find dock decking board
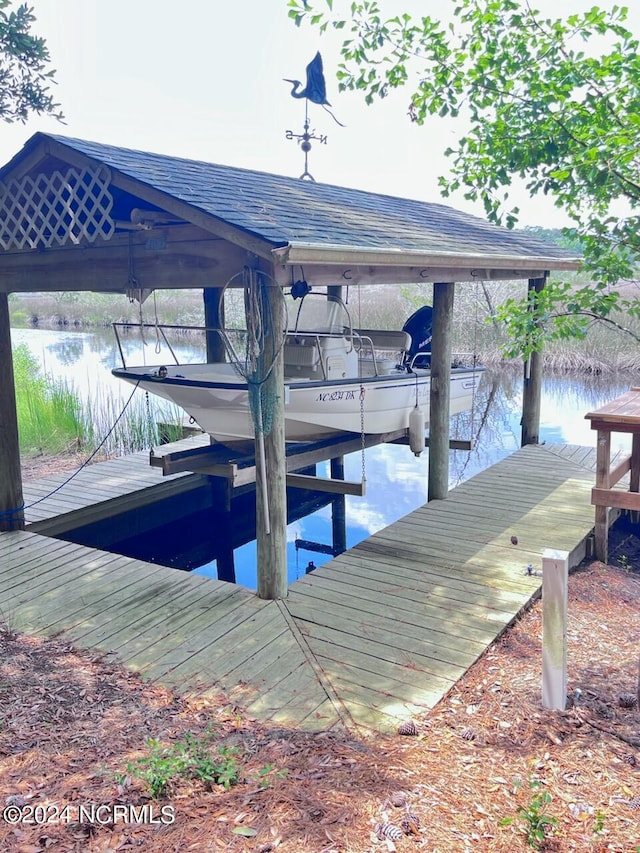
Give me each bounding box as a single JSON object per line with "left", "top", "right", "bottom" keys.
{"left": 326, "top": 553, "right": 532, "bottom": 612}
{"left": 113, "top": 588, "right": 259, "bottom": 666}
{"left": 286, "top": 594, "right": 489, "bottom": 675}
{"left": 2, "top": 549, "right": 145, "bottom": 607}
{"left": 127, "top": 595, "right": 272, "bottom": 676}
{"left": 288, "top": 576, "right": 497, "bottom": 651}
{"left": 38, "top": 565, "right": 190, "bottom": 641}
{"left": 0, "top": 443, "right": 599, "bottom": 733}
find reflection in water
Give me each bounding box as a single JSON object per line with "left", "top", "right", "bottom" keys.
{"left": 449, "top": 370, "right": 634, "bottom": 488}
{"left": 11, "top": 326, "right": 639, "bottom": 588}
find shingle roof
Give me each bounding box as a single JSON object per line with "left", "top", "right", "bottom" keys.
{"left": 4, "top": 133, "right": 578, "bottom": 267}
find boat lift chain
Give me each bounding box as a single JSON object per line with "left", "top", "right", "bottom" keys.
{"left": 359, "top": 385, "right": 367, "bottom": 493}
{"left": 145, "top": 389, "right": 156, "bottom": 458}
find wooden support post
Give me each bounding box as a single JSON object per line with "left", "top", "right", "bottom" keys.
{"left": 203, "top": 286, "right": 226, "bottom": 363}
{"left": 327, "top": 284, "right": 343, "bottom": 302}
{"left": 330, "top": 456, "right": 347, "bottom": 555}
{"left": 428, "top": 281, "right": 455, "bottom": 502}
{"left": 0, "top": 293, "right": 24, "bottom": 532}
{"left": 542, "top": 548, "right": 569, "bottom": 710}
{"left": 216, "top": 544, "right": 236, "bottom": 584}
{"left": 255, "top": 268, "right": 288, "bottom": 600}
{"left": 521, "top": 276, "right": 546, "bottom": 446}
{"left": 594, "top": 430, "right": 611, "bottom": 562}
{"left": 631, "top": 433, "right": 640, "bottom": 494}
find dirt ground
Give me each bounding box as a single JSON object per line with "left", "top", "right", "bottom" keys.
{"left": 2, "top": 454, "right": 639, "bottom": 852}
{"left": 19, "top": 452, "right": 111, "bottom": 484}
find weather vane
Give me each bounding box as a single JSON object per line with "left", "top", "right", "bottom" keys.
{"left": 284, "top": 52, "right": 344, "bottom": 181}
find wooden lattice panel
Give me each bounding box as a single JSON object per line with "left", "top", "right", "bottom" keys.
{"left": 0, "top": 165, "right": 115, "bottom": 250}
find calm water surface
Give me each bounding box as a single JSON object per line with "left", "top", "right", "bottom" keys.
{"left": 12, "top": 326, "right": 637, "bottom": 587}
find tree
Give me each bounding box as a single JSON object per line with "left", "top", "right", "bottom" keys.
{"left": 0, "top": 0, "right": 62, "bottom": 123}
{"left": 288, "top": 0, "right": 640, "bottom": 355}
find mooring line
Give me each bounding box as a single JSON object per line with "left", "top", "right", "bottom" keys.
{"left": 0, "top": 380, "right": 142, "bottom": 521}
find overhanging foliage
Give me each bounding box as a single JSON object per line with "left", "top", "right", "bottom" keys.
{"left": 289, "top": 0, "right": 640, "bottom": 355}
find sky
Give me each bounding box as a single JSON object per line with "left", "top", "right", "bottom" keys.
{"left": 1, "top": 0, "right": 638, "bottom": 229}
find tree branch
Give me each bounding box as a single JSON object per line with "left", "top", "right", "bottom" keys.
{"left": 551, "top": 310, "right": 640, "bottom": 345}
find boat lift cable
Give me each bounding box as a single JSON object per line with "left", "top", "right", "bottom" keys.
{"left": 152, "top": 290, "right": 162, "bottom": 355}
{"left": 0, "top": 381, "right": 143, "bottom": 521}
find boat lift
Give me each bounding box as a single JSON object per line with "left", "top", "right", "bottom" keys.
{"left": 149, "top": 429, "right": 473, "bottom": 502}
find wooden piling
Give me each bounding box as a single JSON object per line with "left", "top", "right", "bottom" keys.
{"left": 255, "top": 270, "right": 288, "bottom": 600}
{"left": 0, "top": 293, "right": 24, "bottom": 531}
{"left": 203, "top": 286, "right": 226, "bottom": 363}
{"left": 521, "top": 276, "right": 546, "bottom": 446}
{"left": 542, "top": 549, "right": 569, "bottom": 710}
{"left": 428, "top": 282, "right": 455, "bottom": 502}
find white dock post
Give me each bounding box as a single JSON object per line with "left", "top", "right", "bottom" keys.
{"left": 541, "top": 548, "right": 569, "bottom": 710}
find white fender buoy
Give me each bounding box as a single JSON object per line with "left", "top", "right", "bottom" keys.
{"left": 409, "top": 405, "right": 425, "bottom": 457}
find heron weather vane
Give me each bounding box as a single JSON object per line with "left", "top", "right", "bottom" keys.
{"left": 284, "top": 51, "right": 344, "bottom": 181}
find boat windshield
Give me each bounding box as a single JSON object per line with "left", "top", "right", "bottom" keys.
{"left": 290, "top": 293, "right": 351, "bottom": 335}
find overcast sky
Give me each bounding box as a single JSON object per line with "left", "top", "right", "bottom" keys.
{"left": 2, "top": 0, "right": 637, "bottom": 228}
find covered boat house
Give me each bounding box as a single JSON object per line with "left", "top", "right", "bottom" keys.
{"left": 0, "top": 133, "right": 580, "bottom": 598}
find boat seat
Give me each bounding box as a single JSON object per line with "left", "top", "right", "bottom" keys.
{"left": 355, "top": 329, "right": 411, "bottom": 352}
{"left": 284, "top": 336, "right": 322, "bottom": 370}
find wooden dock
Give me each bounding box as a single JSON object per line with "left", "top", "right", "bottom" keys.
{"left": 0, "top": 443, "right": 601, "bottom": 733}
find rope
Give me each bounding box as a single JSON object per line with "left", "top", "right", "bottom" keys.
{"left": 245, "top": 266, "right": 264, "bottom": 374}
{"left": 0, "top": 380, "right": 142, "bottom": 521}
{"left": 218, "top": 266, "right": 287, "bottom": 437}
{"left": 145, "top": 389, "right": 156, "bottom": 458}
{"left": 127, "top": 232, "right": 149, "bottom": 355}
{"left": 153, "top": 290, "right": 162, "bottom": 355}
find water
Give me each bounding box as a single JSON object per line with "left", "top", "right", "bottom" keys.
{"left": 12, "top": 325, "right": 637, "bottom": 588}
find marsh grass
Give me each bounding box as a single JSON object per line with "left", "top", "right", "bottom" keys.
{"left": 13, "top": 344, "right": 87, "bottom": 455}
{"left": 12, "top": 344, "right": 184, "bottom": 459}
{"left": 85, "top": 386, "right": 185, "bottom": 456}
{"left": 9, "top": 290, "right": 205, "bottom": 329}
{"left": 10, "top": 282, "right": 640, "bottom": 376}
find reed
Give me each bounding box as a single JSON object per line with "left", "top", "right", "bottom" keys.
{"left": 10, "top": 279, "right": 640, "bottom": 377}
{"left": 84, "top": 386, "right": 184, "bottom": 456}
{"left": 9, "top": 290, "right": 206, "bottom": 329}
{"left": 12, "top": 343, "right": 184, "bottom": 458}
{"left": 12, "top": 344, "right": 87, "bottom": 454}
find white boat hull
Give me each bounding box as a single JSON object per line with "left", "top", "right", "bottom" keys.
{"left": 113, "top": 362, "right": 481, "bottom": 445}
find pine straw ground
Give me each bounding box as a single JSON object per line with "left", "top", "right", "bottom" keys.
{"left": 0, "top": 562, "right": 638, "bottom": 853}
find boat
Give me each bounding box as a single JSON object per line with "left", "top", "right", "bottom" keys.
{"left": 112, "top": 293, "right": 482, "bottom": 448}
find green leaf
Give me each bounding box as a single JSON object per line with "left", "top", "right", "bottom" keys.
{"left": 232, "top": 826, "right": 258, "bottom": 837}
{"left": 293, "top": 0, "right": 640, "bottom": 293}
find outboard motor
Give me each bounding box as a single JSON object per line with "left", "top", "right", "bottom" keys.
{"left": 402, "top": 305, "right": 433, "bottom": 368}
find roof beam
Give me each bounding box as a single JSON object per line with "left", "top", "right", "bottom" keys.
{"left": 273, "top": 261, "right": 551, "bottom": 288}
{"left": 272, "top": 242, "right": 580, "bottom": 285}
{"left": 0, "top": 225, "right": 251, "bottom": 293}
